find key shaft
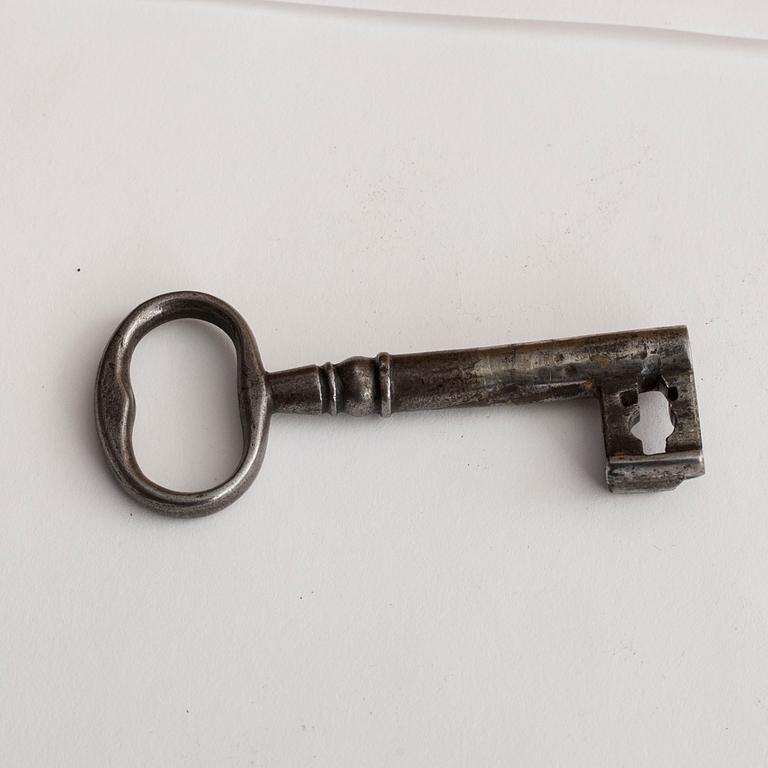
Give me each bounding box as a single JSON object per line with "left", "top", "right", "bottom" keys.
{"left": 269, "top": 328, "right": 694, "bottom": 416}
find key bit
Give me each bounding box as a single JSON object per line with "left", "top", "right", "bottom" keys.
{"left": 95, "top": 291, "right": 704, "bottom": 517}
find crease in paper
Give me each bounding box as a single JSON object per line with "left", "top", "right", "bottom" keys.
{"left": 271, "top": 0, "right": 768, "bottom": 41}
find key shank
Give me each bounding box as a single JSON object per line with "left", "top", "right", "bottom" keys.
{"left": 268, "top": 327, "right": 704, "bottom": 492}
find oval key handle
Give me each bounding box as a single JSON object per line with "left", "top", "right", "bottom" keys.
{"left": 95, "top": 292, "right": 270, "bottom": 517}
{"left": 96, "top": 292, "right": 704, "bottom": 516}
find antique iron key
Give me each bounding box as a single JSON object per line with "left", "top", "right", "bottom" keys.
{"left": 95, "top": 291, "right": 704, "bottom": 517}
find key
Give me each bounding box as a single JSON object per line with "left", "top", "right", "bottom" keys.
{"left": 95, "top": 291, "right": 704, "bottom": 517}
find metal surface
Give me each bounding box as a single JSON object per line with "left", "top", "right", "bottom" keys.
{"left": 95, "top": 291, "right": 705, "bottom": 517}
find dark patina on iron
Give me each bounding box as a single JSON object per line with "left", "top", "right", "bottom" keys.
{"left": 95, "top": 291, "right": 704, "bottom": 517}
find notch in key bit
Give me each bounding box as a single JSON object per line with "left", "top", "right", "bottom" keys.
{"left": 596, "top": 327, "right": 704, "bottom": 492}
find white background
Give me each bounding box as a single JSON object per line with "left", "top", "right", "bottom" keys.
{"left": 2, "top": 1, "right": 767, "bottom": 765}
